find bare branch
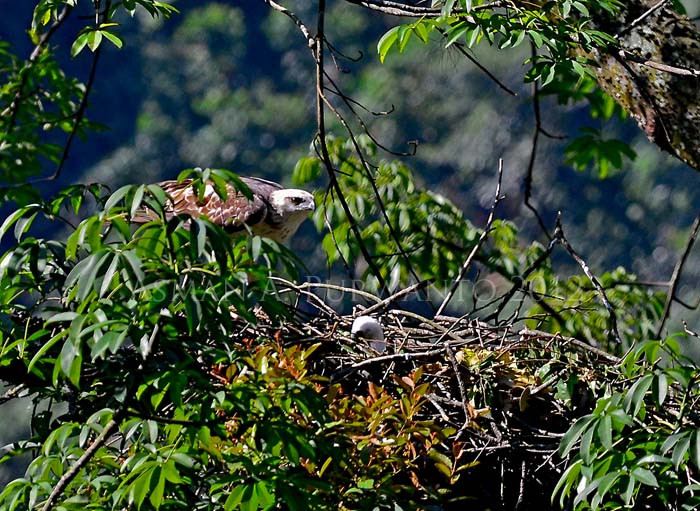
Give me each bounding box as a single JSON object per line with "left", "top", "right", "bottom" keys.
{"left": 262, "top": 0, "right": 315, "bottom": 48}
{"left": 618, "top": 48, "right": 700, "bottom": 77}
{"left": 360, "top": 278, "right": 433, "bottom": 316}
{"left": 523, "top": 44, "right": 555, "bottom": 241}
{"left": 519, "top": 329, "right": 620, "bottom": 364}
{"left": 436, "top": 159, "right": 504, "bottom": 317}
{"left": 556, "top": 217, "right": 623, "bottom": 345}
{"left": 313, "top": 0, "right": 390, "bottom": 295}
{"left": 437, "top": 28, "right": 518, "bottom": 97}
{"left": 616, "top": 0, "right": 670, "bottom": 38}
{"left": 485, "top": 236, "right": 560, "bottom": 323}
{"left": 656, "top": 213, "right": 700, "bottom": 338}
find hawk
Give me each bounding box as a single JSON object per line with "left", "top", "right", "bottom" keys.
{"left": 136, "top": 177, "right": 315, "bottom": 244}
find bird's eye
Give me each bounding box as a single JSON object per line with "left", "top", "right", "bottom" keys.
{"left": 290, "top": 196, "right": 304, "bottom": 205}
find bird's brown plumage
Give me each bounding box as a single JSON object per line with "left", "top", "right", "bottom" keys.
{"left": 133, "top": 176, "right": 315, "bottom": 243}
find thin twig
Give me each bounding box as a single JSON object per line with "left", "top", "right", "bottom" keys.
{"left": 616, "top": 0, "right": 669, "bottom": 38}
{"left": 618, "top": 49, "right": 700, "bottom": 77}
{"left": 485, "top": 235, "right": 560, "bottom": 322}
{"left": 313, "top": 0, "right": 390, "bottom": 295}
{"left": 556, "top": 217, "right": 622, "bottom": 345}
{"left": 262, "top": 0, "right": 315, "bottom": 48}
{"left": 319, "top": 74, "right": 427, "bottom": 297}
{"left": 436, "top": 28, "right": 517, "bottom": 96}
{"left": 342, "top": 0, "right": 503, "bottom": 18}
{"left": 271, "top": 276, "right": 383, "bottom": 305}
{"left": 523, "top": 44, "right": 554, "bottom": 241}
{"left": 519, "top": 329, "right": 620, "bottom": 364}
{"left": 445, "top": 343, "right": 472, "bottom": 431}
{"left": 360, "top": 279, "right": 433, "bottom": 316}
{"left": 436, "top": 159, "right": 504, "bottom": 317}
{"left": 6, "top": 5, "right": 73, "bottom": 134}
{"left": 515, "top": 459, "right": 527, "bottom": 510}
{"left": 656, "top": 213, "right": 700, "bottom": 338}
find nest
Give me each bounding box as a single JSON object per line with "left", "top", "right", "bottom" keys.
{"left": 234, "top": 279, "right": 622, "bottom": 509}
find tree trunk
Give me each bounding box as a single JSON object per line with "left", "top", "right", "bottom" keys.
{"left": 589, "top": 2, "right": 700, "bottom": 168}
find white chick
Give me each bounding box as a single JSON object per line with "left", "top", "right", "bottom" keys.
{"left": 351, "top": 315, "right": 386, "bottom": 353}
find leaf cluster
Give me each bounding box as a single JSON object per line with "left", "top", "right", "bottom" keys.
{"left": 555, "top": 336, "right": 700, "bottom": 510}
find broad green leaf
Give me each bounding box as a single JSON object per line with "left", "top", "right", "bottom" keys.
{"left": 71, "top": 33, "right": 89, "bottom": 57}
{"left": 377, "top": 26, "right": 400, "bottom": 63}
{"left": 631, "top": 467, "right": 658, "bottom": 487}
{"left": 559, "top": 415, "right": 594, "bottom": 456}
{"left": 87, "top": 30, "right": 103, "bottom": 52}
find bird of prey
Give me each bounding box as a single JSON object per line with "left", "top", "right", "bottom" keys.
{"left": 351, "top": 316, "right": 386, "bottom": 353}
{"left": 136, "top": 176, "right": 315, "bottom": 244}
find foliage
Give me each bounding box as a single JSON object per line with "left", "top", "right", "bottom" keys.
{"left": 0, "top": 43, "right": 86, "bottom": 186}
{"left": 0, "top": 171, "right": 463, "bottom": 510}
{"left": 0, "top": 0, "right": 178, "bottom": 188}
{"left": 296, "top": 136, "right": 664, "bottom": 351}
{"left": 554, "top": 335, "right": 700, "bottom": 510}
{"left": 376, "top": 0, "right": 638, "bottom": 177}
{"left": 1, "top": 0, "right": 698, "bottom": 510}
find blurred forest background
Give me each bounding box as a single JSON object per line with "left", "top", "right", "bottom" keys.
{"left": 1, "top": 0, "right": 700, "bottom": 487}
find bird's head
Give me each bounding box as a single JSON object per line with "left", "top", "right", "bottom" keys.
{"left": 269, "top": 189, "right": 316, "bottom": 217}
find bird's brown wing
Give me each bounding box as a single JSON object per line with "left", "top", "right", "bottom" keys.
{"left": 133, "top": 178, "right": 272, "bottom": 232}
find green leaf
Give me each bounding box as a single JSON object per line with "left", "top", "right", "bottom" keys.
{"left": 132, "top": 466, "right": 154, "bottom": 509}
{"left": 46, "top": 312, "right": 80, "bottom": 324}
{"left": 101, "top": 30, "right": 123, "bottom": 49}
{"left": 673, "top": 435, "right": 690, "bottom": 469}
{"left": 87, "top": 30, "right": 103, "bottom": 52}
{"left": 28, "top": 329, "right": 69, "bottom": 372}
{"left": 71, "top": 33, "right": 89, "bottom": 57}
{"left": 624, "top": 374, "right": 653, "bottom": 417}
{"left": 377, "top": 26, "right": 400, "bottom": 63}
{"left": 692, "top": 430, "right": 700, "bottom": 469}
{"left": 572, "top": 1, "right": 590, "bottom": 16}
{"left": 99, "top": 253, "right": 120, "bottom": 298}
{"left": 148, "top": 467, "right": 165, "bottom": 509}
{"left": 653, "top": 371, "right": 668, "bottom": 406}
{"left": 224, "top": 485, "right": 247, "bottom": 511}
{"left": 559, "top": 415, "right": 594, "bottom": 456}
{"left": 597, "top": 414, "right": 613, "bottom": 450}
{"left": 441, "top": 0, "right": 456, "bottom": 16}
{"left": 130, "top": 185, "right": 146, "bottom": 218}
{"left": 104, "top": 185, "right": 134, "bottom": 212}
{"left": 0, "top": 205, "right": 40, "bottom": 243}
{"left": 59, "top": 336, "right": 81, "bottom": 386}
{"left": 631, "top": 467, "right": 658, "bottom": 487}
{"left": 552, "top": 459, "right": 582, "bottom": 506}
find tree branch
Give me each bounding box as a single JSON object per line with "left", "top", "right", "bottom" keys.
{"left": 42, "top": 413, "right": 122, "bottom": 511}
{"left": 436, "top": 159, "right": 504, "bottom": 317}
{"left": 556, "top": 217, "right": 622, "bottom": 345}
{"left": 656, "top": 213, "right": 700, "bottom": 338}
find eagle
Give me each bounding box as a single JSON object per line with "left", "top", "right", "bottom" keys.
{"left": 136, "top": 176, "right": 315, "bottom": 244}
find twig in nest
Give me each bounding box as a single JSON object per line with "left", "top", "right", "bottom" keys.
{"left": 360, "top": 278, "right": 433, "bottom": 316}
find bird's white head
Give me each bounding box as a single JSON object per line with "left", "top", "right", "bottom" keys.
{"left": 269, "top": 189, "right": 316, "bottom": 217}
{"left": 351, "top": 315, "right": 386, "bottom": 353}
